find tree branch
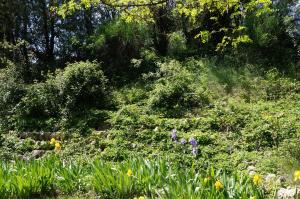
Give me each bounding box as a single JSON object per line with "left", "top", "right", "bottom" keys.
{"left": 99, "top": 0, "right": 166, "bottom": 8}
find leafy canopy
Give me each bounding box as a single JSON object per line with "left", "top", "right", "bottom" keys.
{"left": 56, "top": 0, "right": 273, "bottom": 50}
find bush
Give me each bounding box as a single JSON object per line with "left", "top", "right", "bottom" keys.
{"left": 168, "top": 31, "right": 187, "bottom": 57}
{"left": 8, "top": 82, "right": 60, "bottom": 132}
{"left": 89, "top": 19, "right": 153, "bottom": 81}
{"left": 0, "top": 66, "right": 27, "bottom": 132}
{"left": 147, "top": 60, "right": 209, "bottom": 116}
{"left": 53, "top": 61, "right": 108, "bottom": 117}
{"left": 19, "top": 61, "right": 107, "bottom": 115}
{"left": 1, "top": 61, "right": 109, "bottom": 132}
{"left": 17, "top": 82, "right": 60, "bottom": 118}
{"left": 0, "top": 65, "right": 26, "bottom": 113}
{"left": 260, "top": 70, "right": 300, "bottom": 100}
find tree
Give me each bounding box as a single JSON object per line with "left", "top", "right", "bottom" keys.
{"left": 56, "top": 0, "right": 273, "bottom": 52}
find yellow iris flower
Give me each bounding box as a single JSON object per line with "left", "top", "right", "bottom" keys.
{"left": 50, "top": 138, "right": 56, "bottom": 145}
{"left": 253, "top": 174, "right": 262, "bottom": 185}
{"left": 214, "top": 180, "right": 223, "bottom": 191}
{"left": 127, "top": 169, "right": 133, "bottom": 177}
{"left": 55, "top": 142, "right": 61, "bottom": 151}
{"left": 294, "top": 170, "right": 300, "bottom": 181}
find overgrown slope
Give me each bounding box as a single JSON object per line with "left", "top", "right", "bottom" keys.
{"left": 0, "top": 58, "right": 299, "bottom": 198}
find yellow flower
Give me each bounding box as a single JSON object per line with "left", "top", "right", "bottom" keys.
{"left": 139, "top": 197, "right": 145, "bottom": 199}
{"left": 250, "top": 196, "right": 256, "bottom": 199}
{"left": 294, "top": 170, "right": 300, "bottom": 181}
{"left": 127, "top": 169, "right": 133, "bottom": 177}
{"left": 54, "top": 142, "right": 61, "bottom": 151}
{"left": 50, "top": 138, "right": 56, "bottom": 145}
{"left": 253, "top": 174, "right": 262, "bottom": 185}
{"left": 214, "top": 180, "right": 223, "bottom": 191}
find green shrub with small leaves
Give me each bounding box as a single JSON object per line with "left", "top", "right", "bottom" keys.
{"left": 53, "top": 61, "right": 108, "bottom": 116}
{"left": 1, "top": 61, "right": 109, "bottom": 132}
{"left": 147, "top": 60, "right": 210, "bottom": 116}
{"left": 260, "top": 70, "right": 300, "bottom": 100}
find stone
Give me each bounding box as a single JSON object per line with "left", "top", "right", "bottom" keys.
{"left": 249, "top": 170, "right": 256, "bottom": 176}
{"left": 276, "top": 176, "right": 287, "bottom": 185}
{"left": 277, "top": 188, "right": 298, "bottom": 199}
{"left": 91, "top": 140, "right": 96, "bottom": 145}
{"left": 265, "top": 173, "right": 276, "bottom": 183}
{"left": 32, "top": 150, "right": 46, "bottom": 158}
{"left": 247, "top": 166, "right": 256, "bottom": 172}
{"left": 19, "top": 155, "right": 30, "bottom": 161}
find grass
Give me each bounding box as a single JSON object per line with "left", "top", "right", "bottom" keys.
{"left": 0, "top": 156, "right": 265, "bottom": 199}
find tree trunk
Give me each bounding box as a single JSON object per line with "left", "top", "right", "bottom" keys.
{"left": 153, "top": 7, "right": 170, "bottom": 56}
{"left": 40, "top": 0, "right": 54, "bottom": 63}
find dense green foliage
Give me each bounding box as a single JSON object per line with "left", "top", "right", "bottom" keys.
{"left": 0, "top": 61, "right": 108, "bottom": 132}
{"left": 0, "top": 156, "right": 266, "bottom": 198}
{"left": 0, "top": 0, "right": 299, "bottom": 198}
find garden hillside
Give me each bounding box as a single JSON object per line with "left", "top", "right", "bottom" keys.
{"left": 0, "top": 58, "right": 300, "bottom": 198}
{"left": 0, "top": 0, "right": 300, "bottom": 198}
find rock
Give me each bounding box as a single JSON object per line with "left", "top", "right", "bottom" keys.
{"left": 18, "top": 131, "right": 59, "bottom": 141}
{"left": 32, "top": 150, "right": 46, "bottom": 158}
{"left": 247, "top": 166, "right": 256, "bottom": 172}
{"left": 265, "top": 173, "right": 276, "bottom": 183}
{"left": 264, "top": 151, "right": 272, "bottom": 156}
{"left": 277, "top": 188, "right": 299, "bottom": 199}
{"left": 249, "top": 170, "right": 256, "bottom": 176}
{"left": 276, "top": 176, "right": 287, "bottom": 185}
{"left": 18, "top": 155, "right": 30, "bottom": 161}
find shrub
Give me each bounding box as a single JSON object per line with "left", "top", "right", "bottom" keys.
{"left": 5, "top": 81, "right": 60, "bottom": 132}
{"left": 90, "top": 19, "right": 153, "bottom": 81}
{"left": 168, "top": 31, "right": 187, "bottom": 57}
{"left": 130, "top": 48, "right": 159, "bottom": 77}
{"left": 260, "top": 70, "right": 300, "bottom": 100}
{"left": 0, "top": 66, "right": 27, "bottom": 132}
{"left": 52, "top": 61, "right": 108, "bottom": 117}
{"left": 2, "top": 61, "right": 109, "bottom": 132}
{"left": 147, "top": 60, "right": 209, "bottom": 116}
{"left": 17, "top": 82, "right": 60, "bottom": 118}
{"left": 0, "top": 66, "right": 26, "bottom": 113}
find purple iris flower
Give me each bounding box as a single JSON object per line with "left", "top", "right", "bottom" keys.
{"left": 171, "top": 128, "right": 177, "bottom": 141}
{"left": 192, "top": 147, "right": 198, "bottom": 156}
{"left": 180, "top": 138, "right": 187, "bottom": 145}
{"left": 189, "top": 137, "right": 197, "bottom": 147}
